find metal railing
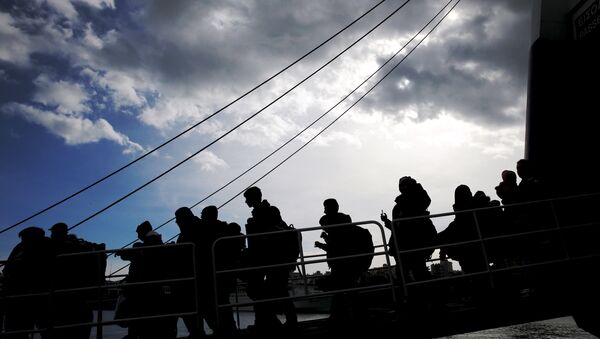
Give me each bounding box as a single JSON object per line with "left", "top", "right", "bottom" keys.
{"left": 0, "top": 242, "right": 198, "bottom": 338}
{"left": 2, "top": 192, "right": 600, "bottom": 338}
{"left": 210, "top": 220, "right": 394, "bottom": 335}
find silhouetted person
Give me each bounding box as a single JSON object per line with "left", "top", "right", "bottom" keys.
{"left": 243, "top": 186, "right": 296, "bottom": 331}
{"left": 115, "top": 221, "right": 176, "bottom": 339}
{"left": 381, "top": 176, "right": 437, "bottom": 282}
{"left": 514, "top": 159, "right": 558, "bottom": 264}
{"left": 49, "top": 222, "right": 103, "bottom": 339}
{"left": 2, "top": 227, "right": 53, "bottom": 339}
{"left": 437, "top": 185, "right": 486, "bottom": 274}
{"left": 196, "top": 205, "right": 238, "bottom": 335}
{"left": 173, "top": 207, "right": 203, "bottom": 338}
{"left": 495, "top": 170, "right": 519, "bottom": 206}
{"left": 315, "top": 198, "right": 373, "bottom": 323}
{"left": 467, "top": 190, "right": 505, "bottom": 267}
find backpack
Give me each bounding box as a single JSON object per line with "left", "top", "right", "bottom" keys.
{"left": 277, "top": 222, "right": 302, "bottom": 271}
{"left": 352, "top": 226, "right": 375, "bottom": 273}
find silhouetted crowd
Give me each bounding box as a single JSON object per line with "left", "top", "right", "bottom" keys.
{"left": 1, "top": 158, "right": 562, "bottom": 338}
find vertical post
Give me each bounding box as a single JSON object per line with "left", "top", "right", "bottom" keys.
{"left": 471, "top": 210, "right": 495, "bottom": 289}
{"left": 191, "top": 243, "right": 202, "bottom": 338}
{"left": 549, "top": 200, "right": 570, "bottom": 260}
{"left": 375, "top": 221, "right": 397, "bottom": 305}
{"left": 96, "top": 252, "right": 104, "bottom": 339}
{"left": 296, "top": 229, "right": 310, "bottom": 295}
{"left": 390, "top": 218, "right": 408, "bottom": 298}
{"left": 211, "top": 239, "right": 221, "bottom": 338}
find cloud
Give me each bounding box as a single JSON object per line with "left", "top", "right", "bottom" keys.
{"left": 192, "top": 150, "right": 228, "bottom": 172}
{"left": 299, "top": 128, "right": 362, "bottom": 148}
{"left": 32, "top": 75, "right": 89, "bottom": 115}
{"left": 0, "top": 12, "right": 33, "bottom": 65}
{"left": 359, "top": 0, "right": 531, "bottom": 127}
{"left": 45, "top": 0, "right": 78, "bottom": 20}
{"left": 82, "top": 68, "right": 147, "bottom": 108}
{"left": 2, "top": 103, "right": 145, "bottom": 154}
{"left": 76, "top": 0, "right": 116, "bottom": 10}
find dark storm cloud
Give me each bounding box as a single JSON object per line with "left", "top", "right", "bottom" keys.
{"left": 1, "top": 0, "right": 533, "bottom": 132}
{"left": 362, "top": 0, "right": 531, "bottom": 127}
{"left": 82, "top": 0, "right": 385, "bottom": 97}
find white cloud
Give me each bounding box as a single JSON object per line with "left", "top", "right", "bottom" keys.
{"left": 2, "top": 103, "right": 145, "bottom": 154}
{"left": 193, "top": 150, "right": 228, "bottom": 172}
{"left": 231, "top": 113, "right": 299, "bottom": 147}
{"left": 83, "top": 22, "right": 104, "bottom": 49}
{"left": 45, "top": 0, "right": 78, "bottom": 20}
{"left": 138, "top": 98, "right": 203, "bottom": 129}
{"left": 76, "top": 0, "right": 116, "bottom": 9}
{"left": 82, "top": 68, "right": 147, "bottom": 108}
{"left": 0, "top": 12, "right": 33, "bottom": 65}
{"left": 33, "top": 75, "right": 89, "bottom": 115}
{"left": 99, "top": 71, "right": 146, "bottom": 108}
{"left": 299, "top": 128, "right": 362, "bottom": 148}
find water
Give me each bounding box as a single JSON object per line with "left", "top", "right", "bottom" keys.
{"left": 83, "top": 312, "right": 593, "bottom": 338}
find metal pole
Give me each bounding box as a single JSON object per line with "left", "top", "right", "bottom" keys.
{"left": 471, "top": 210, "right": 495, "bottom": 289}
{"left": 96, "top": 252, "right": 104, "bottom": 339}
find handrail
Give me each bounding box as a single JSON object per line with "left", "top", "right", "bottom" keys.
{"left": 0, "top": 242, "right": 199, "bottom": 338}
{"left": 2, "top": 193, "right": 599, "bottom": 337}
{"left": 210, "top": 220, "right": 393, "bottom": 335}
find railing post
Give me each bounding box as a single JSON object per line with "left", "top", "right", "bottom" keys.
{"left": 191, "top": 243, "right": 202, "bottom": 338}
{"left": 549, "top": 200, "right": 571, "bottom": 260}
{"left": 375, "top": 222, "right": 397, "bottom": 305}
{"left": 296, "top": 229, "right": 310, "bottom": 295}
{"left": 390, "top": 220, "right": 409, "bottom": 298}
{"left": 211, "top": 240, "right": 222, "bottom": 338}
{"left": 96, "top": 252, "right": 104, "bottom": 339}
{"left": 471, "top": 210, "right": 495, "bottom": 289}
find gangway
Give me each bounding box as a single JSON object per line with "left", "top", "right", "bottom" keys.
{"left": 1, "top": 193, "right": 599, "bottom": 338}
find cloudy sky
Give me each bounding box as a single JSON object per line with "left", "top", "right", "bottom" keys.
{"left": 0, "top": 0, "right": 532, "bottom": 273}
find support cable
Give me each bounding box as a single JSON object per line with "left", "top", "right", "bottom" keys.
{"left": 108, "top": 0, "right": 459, "bottom": 269}
{"left": 218, "top": 0, "right": 462, "bottom": 209}
{"left": 0, "top": 0, "right": 389, "bottom": 235}
{"left": 65, "top": 0, "right": 412, "bottom": 233}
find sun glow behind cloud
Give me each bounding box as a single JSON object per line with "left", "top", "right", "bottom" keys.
{"left": 0, "top": 1, "right": 532, "bottom": 274}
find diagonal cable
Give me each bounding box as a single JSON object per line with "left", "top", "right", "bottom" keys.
{"left": 218, "top": 0, "right": 462, "bottom": 209}
{"left": 0, "top": 0, "right": 389, "bottom": 235}
{"left": 109, "top": 0, "right": 461, "bottom": 276}
{"left": 65, "top": 0, "right": 413, "bottom": 233}
{"left": 109, "top": 0, "right": 457, "bottom": 266}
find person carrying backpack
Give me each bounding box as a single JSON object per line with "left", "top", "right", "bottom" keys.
{"left": 315, "top": 198, "right": 374, "bottom": 323}
{"left": 243, "top": 186, "right": 298, "bottom": 331}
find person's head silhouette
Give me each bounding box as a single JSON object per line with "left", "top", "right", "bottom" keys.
{"left": 175, "top": 207, "right": 195, "bottom": 230}
{"left": 49, "top": 222, "right": 68, "bottom": 240}
{"left": 136, "top": 221, "right": 152, "bottom": 241}
{"left": 243, "top": 186, "right": 262, "bottom": 208}
{"left": 201, "top": 205, "right": 218, "bottom": 221}
{"left": 323, "top": 198, "right": 339, "bottom": 215}
{"left": 398, "top": 176, "right": 417, "bottom": 194}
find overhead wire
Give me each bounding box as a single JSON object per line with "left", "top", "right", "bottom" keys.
{"left": 107, "top": 0, "right": 460, "bottom": 274}
{"left": 0, "top": 0, "right": 389, "bottom": 235}
{"left": 108, "top": 0, "right": 414, "bottom": 253}
{"left": 217, "top": 0, "right": 462, "bottom": 209}
{"left": 63, "top": 0, "right": 413, "bottom": 233}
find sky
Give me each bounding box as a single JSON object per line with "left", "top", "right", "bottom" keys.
{"left": 0, "top": 0, "right": 533, "bottom": 274}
